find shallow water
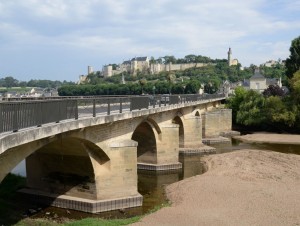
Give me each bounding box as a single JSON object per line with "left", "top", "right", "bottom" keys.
{"left": 8, "top": 138, "right": 300, "bottom": 221}
{"left": 213, "top": 138, "right": 300, "bottom": 155}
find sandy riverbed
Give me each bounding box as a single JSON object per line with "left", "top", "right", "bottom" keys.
{"left": 132, "top": 149, "right": 300, "bottom": 226}
{"left": 234, "top": 133, "right": 300, "bottom": 144}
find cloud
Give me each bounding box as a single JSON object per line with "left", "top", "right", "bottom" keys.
{"left": 0, "top": 0, "right": 299, "bottom": 80}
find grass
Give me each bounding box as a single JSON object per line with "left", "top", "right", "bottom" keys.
{"left": 63, "top": 216, "right": 141, "bottom": 226}
{"left": 13, "top": 216, "right": 142, "bottom": 226}
{"left": 14, "top": 219, "right": 60, "bottom": 226}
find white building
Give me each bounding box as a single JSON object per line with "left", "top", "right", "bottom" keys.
{"left": 248, "top": 69, "right": 282, "bottom": 93}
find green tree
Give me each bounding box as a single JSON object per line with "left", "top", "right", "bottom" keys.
{"left": 3, "top": 76, "right": 18, "bottom": 88}
{"left": 184, "top": 54, "right": 196, "bottom": 63}
{"left": 236, "top": 90, "right": 265, "bottom": 126}
{"left": 171, "top": 83, "right": 185, "bottom": 94}
{"left": 226, "top": 86, "right": 248, "bottom": 122}
{"left": 150, "top": 56, "right": 156, "bottom": 64}
{"left": 139, "top": 78, "right": 147, "bottom": 94}
{"left": 167, "top": 73, "right": 176, "bottom": 94}
{"left": 185, "top": 80, "right": 201, "bottom": 94}
{"left": 289, "top": 70, "right": 300, "bottom": 102}
{"left": 286, "top": 36, "right": 300, "bottom": 79}
{"left": 264, "top": 96, "right": 296, "bottom": 128}
{"left": 163, "top": 56, "right": 176, "bottom": 64}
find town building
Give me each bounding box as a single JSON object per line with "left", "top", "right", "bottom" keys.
{"left": 245, "top": 69, "right": 282, "bottom": 93}
{"left": 262, "top": 59, "right": 285, "bottom": 67}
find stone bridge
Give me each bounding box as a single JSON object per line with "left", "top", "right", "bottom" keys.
{"left": 0, "top": 94, "right": 231, "bottom": 213}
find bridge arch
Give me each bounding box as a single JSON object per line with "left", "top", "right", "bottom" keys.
{"left": 0, "top": 135, "right": 111, "bottom": 199}
{"left": 172, "top": 115, "right": 184, "bottom": 148}
{"left": 0, "top": 136, "right": 59, "bottom": 183}
{"left": 132, "top": 121, "right": 158, "bottom": 164}
{"left": 26, "top": 137, "right": 109, "bottom": 199}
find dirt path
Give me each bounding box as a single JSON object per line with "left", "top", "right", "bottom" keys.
{"left": 132, "top": 149, "right": 300, "bottom": 226}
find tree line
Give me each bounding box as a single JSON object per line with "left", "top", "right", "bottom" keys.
{"left": 149, "top": 54, "right": 228, "bottom": 64}
{"left": 58, "top": 79, "right": 206, "bottom": 96}
{"left": 0, "top": 77, "right": 74, "bottom": 89}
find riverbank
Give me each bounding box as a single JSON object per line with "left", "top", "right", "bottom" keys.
{"left": 132, "top": 150, "right": 300, "bottom": 226}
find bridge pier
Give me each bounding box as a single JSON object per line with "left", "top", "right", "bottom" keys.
{"left": 202, "top": 109, "right": 233, "bottom": 144}
{"left": 179, "top": 115, "right": 216, "bottom": 155}
{"left": 137, "top": 124, "right": 182, "bottom": 171}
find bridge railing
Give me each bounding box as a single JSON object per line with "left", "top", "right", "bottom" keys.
{"left": 0, "top": 94, "right": 225, "bottom": 134}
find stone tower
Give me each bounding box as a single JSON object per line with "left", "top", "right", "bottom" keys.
{"left": 88, "top": 66, "right": 93, "bottom": 74}
{"left": 227, "top": 47, "right": 232, "bottom": 66}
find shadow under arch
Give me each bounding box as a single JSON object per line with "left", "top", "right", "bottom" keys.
{"left": 172, "top": 115, "right": 184, "bottom": 148}
{"left": 132, "top": 121, "right": 157, "bottom": 164}
{"left": 195, "top": 111, "right": 200, "bottom": 116}
{"left": 25, "top": 136, "right": 110, "bottom": 200}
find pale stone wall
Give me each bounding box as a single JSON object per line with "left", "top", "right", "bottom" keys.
{"left": 150, "top": 62, "right": 209, "bottom": 74}
{"left": 156, "top": 124, "right": 179, "bottom": 165}
{"left": 250, "top": 78, "right": 267, "bottom": 91}
{"left": 102, "top": 65, "right": 113, "bottom": 78}
{"left": 202, "top": 109, "right": 232, "bottom": 138}
{"left": 136, "top": 59, "right": 150, "bottom": 72}
{"left": 182, "top": 116, "right": 202, "bottom": 148}
{"left": 170, "top": 64, "right": 181, "bottom": 70}
{"left": 78, "top": 75, "right": 88, "bottom": 84}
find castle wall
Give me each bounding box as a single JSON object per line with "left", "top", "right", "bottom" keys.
{"left": 150, "top": 63, "right": 209, "bottom": 74}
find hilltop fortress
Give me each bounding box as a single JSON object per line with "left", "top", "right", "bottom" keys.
{"left": 103, "top": 57, "right": 210, "bottom": 77}
{"left": 78, "top": 48, "right": 239, "bottom": 83}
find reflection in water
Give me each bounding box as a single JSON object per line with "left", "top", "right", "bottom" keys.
{"left": 138, "top": 170, "right": 180, "bottom": 213}
{"left": 8, "top": 139, "right": 300, "bottom": 220}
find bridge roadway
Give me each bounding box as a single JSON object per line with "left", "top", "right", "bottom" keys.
{"left": 0, "top": 94, "right": 229, "bottom": 213}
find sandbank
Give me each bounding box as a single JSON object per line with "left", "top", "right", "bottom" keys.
{"left": 132, "top": 149, "right": 300, "bottom": 226}
{"left": 234, "top": 133, "right": 300, "bottom": 144}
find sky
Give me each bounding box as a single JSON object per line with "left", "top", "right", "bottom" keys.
{"left": 0, "top": 0, "right": 300, "bottom": 82}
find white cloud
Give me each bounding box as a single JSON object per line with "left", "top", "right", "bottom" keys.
{"left": 0, "top": 0, "right": 299, "bottom": 80}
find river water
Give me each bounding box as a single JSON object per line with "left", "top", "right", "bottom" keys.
{"left": 9, "top": 138, "right": 300, "bottom": 220}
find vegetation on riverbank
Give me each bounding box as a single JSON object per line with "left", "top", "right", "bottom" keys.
{"left": 14, "top": 216, "right": 142, "bottom": 226}
{"left": 226, "top": 36, "right": 300, "bottom": 133}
